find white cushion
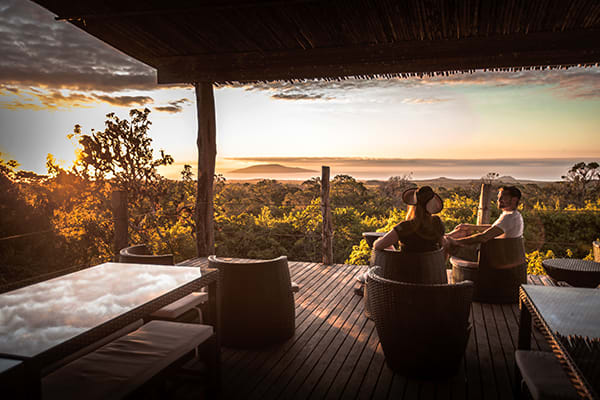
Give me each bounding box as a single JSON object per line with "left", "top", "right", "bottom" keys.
{"left": 150, "top": 292, "right": 208, "bottom": 319}
{"left": 43, "top": 321, "right": 214, "bottom": 400}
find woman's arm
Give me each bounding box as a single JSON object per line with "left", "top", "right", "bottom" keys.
{"left": 450, "top": 225, "right": 504, "bottom": 246}
{"left": 373, "top": 229, "right": 399, "bottom": 251}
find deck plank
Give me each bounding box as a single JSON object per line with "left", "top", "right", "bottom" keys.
{"left": 481, "top": 302, "right": 514, "bottom": 399}
{"left": 471, "top": 302, "right": 499, "bottom": 400}
{"left": 225, "top": 265, "right": 358, "bottom": 398}
{"left": 263, "top": 270, "right": 363, "bottom": 399}
{"left": 241, "top": 265, "right": 360, "bottom": 399}
{"left": 178, "top": 258, "right": 557, "bottom": 399}
{"left": 339, "top": 318, "right": 380, "bottom": 399}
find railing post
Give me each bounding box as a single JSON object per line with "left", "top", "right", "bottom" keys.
{"left": 321, "top": 166, "right": 333, "bottom": 265}
{"left": 194, "top": 82, "right": 216, "bottom": 257}
{"left": 111, "top": 190, "right": 128, "bottom": 260}
{"left": 477, "top": 183, "right": 492, "bottom": 225}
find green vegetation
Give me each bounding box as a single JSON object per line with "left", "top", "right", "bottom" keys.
{"left": 1, "top": 110, "right": 599, "bottom": 285}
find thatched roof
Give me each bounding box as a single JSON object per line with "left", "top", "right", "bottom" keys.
{"left": 34, "top": 0, "right": 600, "bottom": 84}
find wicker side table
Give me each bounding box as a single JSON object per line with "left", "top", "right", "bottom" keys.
{"left": 542, "top": 258, "right": 600, "bottom": 288}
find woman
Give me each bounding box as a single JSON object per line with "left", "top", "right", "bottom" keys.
{"left": 355, "top": 186, "right": 445, "bottom": 294}
{"left": 373, "top": 185, "right": 445, "bottom": 252}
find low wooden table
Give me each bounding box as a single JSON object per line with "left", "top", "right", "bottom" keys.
{"left": 542, "top": 258, "right": 600, "bottom": 288}
{"left": 518, "top": 285, "right": 600, "bottom": 399}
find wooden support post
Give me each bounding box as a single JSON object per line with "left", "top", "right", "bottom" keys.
{"left": 194, "top": 82, "right": 216, "bottom": 257}
{"left": 321, "top": 166, "right": 333, "bottom": 265}
{"left": 111, "top": 190, "right": 128, "bottom": 260}
{"left": 477, "top": 183, "right": 492, "bottom": 225}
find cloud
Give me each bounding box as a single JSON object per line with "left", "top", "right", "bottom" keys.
{"left": 0, "top": 89, "right": 95, "bottom": 110}
{"left": 93, "top": 94, "right": 153, "bottom": 107}
{"left": 0, "top": 85, "right": 157, "bottom": 110}
{"left": 425, "top": 68, "right": 600, "bottom": 99}
{"left": 153, "top": 98, "right": 192, "bottom": 114}
{"left": 402, "top": 97, "right": 451, "bottom": 104}
{"left": 271, "top": 93, "right": 331, "bottom": 101}
{"left": 224, "top": 67, "right": 600, "bottom": 102}
{"left": 0, "top": 0, "right": 187, "bottom": 92}
{"left": 2, "top": 0, "right": 599, "bottom": 103}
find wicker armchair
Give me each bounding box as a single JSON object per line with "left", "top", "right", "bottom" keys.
{"left": 367, "top": 266, "right": 473, "bottom": 377}
{"left": 364, "top": 248, "right": 447, "bottom": 318}
{"left": 371, "top": 248, "right": 447, "bottom": 283}
{"left": 451, "top": 237, "right": 527, "bottom": 303}
{"left": 208, "top": 255, "right": 297, "bottom": 348}
{"left": 119, "top": 244, "right": 174, "bottom": 265}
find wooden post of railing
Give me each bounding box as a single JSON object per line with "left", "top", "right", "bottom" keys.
{"left": 194, "top": 82, "right": 216, "bottom": 257}
{"left": 111, "top": 190, "right": 128, "bottom": 260}
{"left": 321, "top": 166, "right": 333, "bottom": 265}
{"left": 477, "top": 183, "right": 492, "bottom": 225}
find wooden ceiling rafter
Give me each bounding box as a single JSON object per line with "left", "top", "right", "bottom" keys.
{"left": 34, "top": 0, "right": 600, "bottom": 84}
{"left": 154, "top": 29, "right": 600, "bottom": 83}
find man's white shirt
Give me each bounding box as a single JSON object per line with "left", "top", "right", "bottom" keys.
{"left": 492, "top": 210, "right": 524, "bottom": 238}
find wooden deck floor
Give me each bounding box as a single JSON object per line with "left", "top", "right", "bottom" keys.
{"left": 177, "top": 259, "right": 554, "bottom": 400}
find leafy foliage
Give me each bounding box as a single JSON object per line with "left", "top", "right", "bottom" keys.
{"left": 2, "top": 133, "right": 599, "bottom": 286}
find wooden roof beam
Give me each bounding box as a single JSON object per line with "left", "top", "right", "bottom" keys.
{"left": 155, "top": 30, "right": 600, "bottom": 83}
{"left": 54, "top": 0, "right": 320, "bottom": 21}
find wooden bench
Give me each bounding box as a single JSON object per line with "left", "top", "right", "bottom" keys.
{"left": 43, "top": 321, "right": 217, "bottom": 400}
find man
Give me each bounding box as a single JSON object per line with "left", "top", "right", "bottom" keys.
{"left": 446, "top": 186, "right": 523, "bottom": 255}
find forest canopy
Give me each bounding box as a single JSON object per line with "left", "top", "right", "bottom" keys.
{"left": 1, "top": 110, "right": 599, "bottom": 286}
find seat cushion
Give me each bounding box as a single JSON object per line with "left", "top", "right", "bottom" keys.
{"left": 150, "top": 292, "right": 208, "bottom": 319}
{"left": 43, "top": 319, "right": 144, "bottom": 375}
{"left": 43, "top": 321, "right": 214, "bottom": 400}
{"left": 515, "top": 350, "right": 579, "bottom": 399}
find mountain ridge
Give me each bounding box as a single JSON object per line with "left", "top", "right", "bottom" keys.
{"left": 228, "top": 163, "right": 317, "bottom": 174}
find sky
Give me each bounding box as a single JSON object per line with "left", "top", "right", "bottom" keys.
{"left": 1, "top": 0, "right": 599, "bottom": 181}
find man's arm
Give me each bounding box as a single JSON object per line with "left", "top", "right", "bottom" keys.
{"left": 457, "top": 223, "right": 492, "bottom": 234}
{"left": 451, "top": 226, "right": 504, "bottom": 246}
{"left": 447, "top": 223, "right": 492, "bottom": 238}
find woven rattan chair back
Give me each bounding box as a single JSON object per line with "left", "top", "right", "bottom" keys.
{"left": 208, "top": 255, "right": 295, "bottom": 348}
{"left": 452, "top": 237, "right": 526, "bottom": 303}
{"left": 478, "top": 237, "right": 527, "bottom": 303}
{"left": 371, "top": 248, "right": 447, "bottom": 284}
{"left": 367, "top": 266, "right": 473, "bottom": 377}
{"left": 119, "top": 244, "right": 174, "bottom": 265}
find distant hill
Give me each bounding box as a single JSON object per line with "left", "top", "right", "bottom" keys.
{"left": 227, "top": 175, "right": 557, "bottom": 187}
{"left": 404, "top": 176, "right": 554, "bottom": 188}
{"left": 228, "top": 163, "right": 317, "bottom": 174}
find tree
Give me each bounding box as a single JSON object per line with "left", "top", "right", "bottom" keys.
{"left": 0, "top": 154, "right": 73, "bottom": 283}
{"left": 330, "top": 175, "right": 370, "bottom": 208}
{"left": 378, "top": 174, "right": 414, "bottom": 208}
{"left": 53, "top": 109, "right": 175, "bottom": 262}
{"left": 561, "top": 162, "right": 600, "bottom": 206}
{"left": 70, "top": 108, "right": 173, "bottom": 197}
{"left": 481, "top": 172, "right": 499, "bottom": 185}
